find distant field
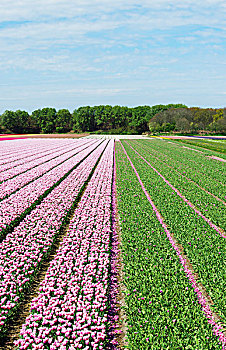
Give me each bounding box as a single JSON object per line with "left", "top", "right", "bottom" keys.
{"left": 174, "top": 138, "right": 226, "bottom": 154}
{"left": 24, "top": 133, "right": 89, "bottom": 138}
{"left": 0, "top": 133, "right": 89, "bottom": 140}
{"left": 0, "top": 137, "right": 225, "bottom": 349}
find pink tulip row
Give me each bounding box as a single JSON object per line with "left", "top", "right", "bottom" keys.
{"left": 0, "top": 140, "right": 108, "bottom": 334}
{"left": 0, "top": 140, "right": 102, "bottom": 236}
{"left": 15, "top": 140, "right": 114, "bottom": 350}
{"left": 0, "top": 137, "right": 27, "bottom": 142}
{"left": 0, "top": 139, "right": 50, "bottom": 160}
{"left": 0, "top": 139, "right": 73, "bottom": 167}
{"left": 0, "top": 140, "right": 86, "bottom": 181}
{"left": 0, "top": 140, "right": 95, "bottom": 199}
{"left": 0, "top": 139, "right": 81, "bottom": 175}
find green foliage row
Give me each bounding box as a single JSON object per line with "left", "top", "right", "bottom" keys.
{"left": 121, "top": 140, "right": 226, "bottom": 322}
{"left": 115, "top": 143, "right": 223, "bottom": 349}
{"left": 126, "top": 139, "right": 226, "bottom": 228}
{"left": 0, "top": 104, "right": 186, "bottom": 134}
{"left": 174, "top": 139, "right": 226, "bottom": 155}
{"left": 138, "top": 139, "right": 226, "bottom": 200}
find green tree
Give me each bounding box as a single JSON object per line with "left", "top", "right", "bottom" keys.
{"left": 1, "top": 110, "right": 17, "bottom": 133}
{"left": 73, "top": 106, "right": 95, "bottom": 132}
{"left": 111, "top": 106, "right": 131, "bottom": 130}
{"left": 55, "top": 109, "right": 72, "bottom": 133}
{"left": 130, "top": 106, "right": 151, "bottom": 133}
{"left": 148, "top": 121, "right": 162, "bottom": 133}
{"left": 209, "top": 109, "right": 226, "bottom": 133}
{"left": 31, "top": 109, "right": 42, "bottom": 132}
{"left": 1, "top": 110, "right": 29, "bottom": 133}
{"left": 94, "top": 105, "right": 113, "bottom": 130}
{"left": 175, "top": 117, "right": 190, "bottom": 131}
{"left": 32, "top": 108, "right": 56, "bottom": 133}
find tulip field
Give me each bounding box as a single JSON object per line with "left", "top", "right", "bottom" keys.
{"left": 0, "top": 137, "right": 225, "bottom": 349}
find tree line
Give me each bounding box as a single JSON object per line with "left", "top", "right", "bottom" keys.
{"left": 149, "top": 107, "right": 226, "bottom": 134}
{"left": 0, "top": 104, "right": 225, "bottom": 134}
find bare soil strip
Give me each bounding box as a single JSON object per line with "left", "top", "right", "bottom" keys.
{"left": 107, "top": 144, "right": 128, "bottom": 349}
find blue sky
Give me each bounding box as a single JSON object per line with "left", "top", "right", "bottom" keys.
{"left": 0, "top": 0, "right": 225, "bottom": 112}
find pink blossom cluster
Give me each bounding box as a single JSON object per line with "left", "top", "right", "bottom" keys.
{"left": 0, "top": 139, "right": 87, "bottom": 180}
{"left": 0, "top": 141, "right": 108, "bottom": 332}
{"left": 0, "top": 139, "right": 72, "bottom": 168}
{"left": 0, "top": 139, "right": 48, "bottom": 163}
{"left": 0, "top": 140, "right": 94, "bottom": 199}
{"left": 0, "top": 140, "right": 102, "bottom": 234}
{"left": 15, "top": 140, "right": 114, "bottom": 350}
{"left": 0, "top": 137, "right": 27, "bottom": 142}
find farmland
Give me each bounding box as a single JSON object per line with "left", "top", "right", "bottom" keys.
{"left": 0, "top": 137, "right": 225, "bottom": 349}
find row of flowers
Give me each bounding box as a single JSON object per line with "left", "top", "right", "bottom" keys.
{"left": 136, "top": 138, "right": 225, "bottom": 200}
{"left": 0, "top": 140, "right": 102, "bottom": 239}
{"left": 0, "top": 140, "right": 108, "bottom": 336}
{"left": 121, "top": 140, "right": 226, "bottom": 322}
{"left": 115, "top": 141, "right": 225, "bottom": 349}
{"left": 0, "top": 139, "right": 74, "bottom": 169}
{"left": 0, "top": 139, "right": 84, "bottom": 181}
{"left": 130, "top": 139, "right": 226, "bottom": 206}
{"left": 125, "top": 140, "right": 226, "bottom": 234}
{"left": 0, "top": 138, "right": 52, "bottom": 163}
{"left": 0, "top": 140, "right": 95, "bottom": 199}
{"left": 15, "top": 140, "right": 114, "bottom": 350}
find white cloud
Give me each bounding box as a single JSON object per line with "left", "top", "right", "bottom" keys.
{"left": 0, "top": 0, "right": 225, "bottom": 109}
{"left": 0, "top": 0, "right": 225, "bottom": 24}
{"left": 0, "top": 0, "right": 225, "bottom": 20}
{"left": 0, "top": 3, "right": 224, "bottom": 61}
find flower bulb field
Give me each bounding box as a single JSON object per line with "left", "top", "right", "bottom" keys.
{"left": 0, "top": 137, "right": 225, "bottom": 350}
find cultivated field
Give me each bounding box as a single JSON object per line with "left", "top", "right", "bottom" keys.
{"left": 0, "top": 137, "right": 225, "bottom": 349}
{"left": 0, "top": 134, "right": 89, "bottom": 141}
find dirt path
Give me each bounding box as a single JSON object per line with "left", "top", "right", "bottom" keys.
{"left": 107, "top": 145, "right": 128, "bottom": 350}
